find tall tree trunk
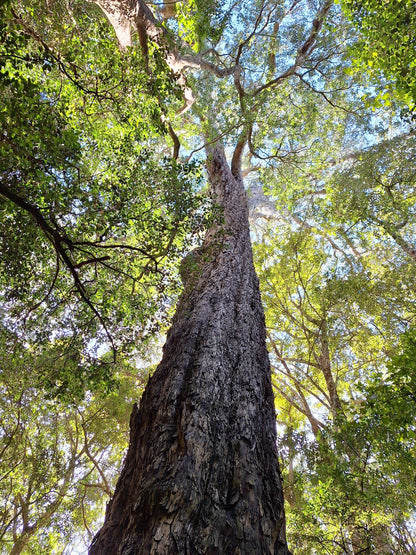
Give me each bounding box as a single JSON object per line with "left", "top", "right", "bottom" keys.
{"left": 90, "top": 146, "right": 290, "bottom": 554}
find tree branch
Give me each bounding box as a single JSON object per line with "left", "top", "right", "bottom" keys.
{"left": 0, "top": 181, "right": 117, "bottom": 356}
{"left": 92, "top": 0, "right": 237, "bottom": 112}
{"left": 252, "top": 0, "right": 334, "bottom": 97}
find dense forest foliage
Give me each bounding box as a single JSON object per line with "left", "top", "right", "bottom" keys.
{"left": 1, "top": 0, "right": 415, "bottom": 552}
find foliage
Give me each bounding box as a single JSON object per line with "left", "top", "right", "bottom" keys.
{"left": 340, "top": 0, "right": 416, "bottom": 110}
{"left": 0, "top": 324, "right": 154, "bottom": 554}
{"left": 253, "top": 108, "right": 416, "bottom": 551}
{"left": 173, "top": 0, "right": 224, "bottom": 51}
{"left": 285, "top": 327, "right": 416, "bottom": 554}
{"left": 366, "top": 327, "right": 416, "bottom": 438}
{"left": 0, "top": 0, "right": 208, "bottom": 398}
{"left": 259, "top": 225, "right": 416, "bottom": 551}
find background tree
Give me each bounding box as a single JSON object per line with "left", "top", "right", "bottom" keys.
{"left": 253, "top": 93, "right": 416, "bottom": 551}
{"left": 0, "top": 323, "right": 154, "bottom": 554}
{"left": 0, "top": 0, "right": 208, "bottom": 398}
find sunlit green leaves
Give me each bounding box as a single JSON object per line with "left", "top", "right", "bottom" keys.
{"left": 340, "top": 0, "right": 416, "bottom": 110}
{"left": 254, "top": 106, "right": 416, "bottom": 553}
{"left": 0, "top": 325, "right": 149, "bottom": 553}
{"left": 172, "top": 0, "right": 224, "bottom": 51}
{"left": 0, "top": 0, "right": 210, "bottom": 399}
{"left": 2, "top": 0, "right": 416, "bottom": 551}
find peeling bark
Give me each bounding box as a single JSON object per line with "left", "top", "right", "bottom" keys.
{"left": 90, "top": 147, "right": 290, "bottom": 554}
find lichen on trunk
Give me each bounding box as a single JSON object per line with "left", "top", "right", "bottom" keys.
{"left": 90, "top": 147, "right": 290, "bottom": 554}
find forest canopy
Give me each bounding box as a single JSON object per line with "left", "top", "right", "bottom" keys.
{"left": 1, "top": 0, "right": 416, "bottom": 553}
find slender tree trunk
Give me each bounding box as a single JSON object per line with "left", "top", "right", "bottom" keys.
{"left": 376, "top": 219, "right": 416, "bottom": 263}
{"left": 318, "top": 318, "right": 342, "bottom": 417}
{"left": 90, "top": 146, "right": 290, "bottom": 554}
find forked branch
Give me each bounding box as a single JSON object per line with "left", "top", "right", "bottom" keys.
{"left": 92, "top": 0, "right": 237, "bottom": 111}
{"left": 253, "top": 0, "right": 334, "bottom": 97}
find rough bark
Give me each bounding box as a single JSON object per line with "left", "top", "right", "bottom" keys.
{"left": 90, "top": 147, "right": 290, "bottom": 554}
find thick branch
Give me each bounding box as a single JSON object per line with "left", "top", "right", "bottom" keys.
{"left": 92, "top": 0, "right": 236, "bottom": 111}
{"left": 0, "top": 181, "right": 116, "bottom": 352}
{"left": 253, "top": 0, "right": 334, "bottom": 97}
{"left": 372, "top": 217, "right": 416, "bottom": 263}
{"left": 231, "top": 130, "right": 248, "bottom": 179}
{"left": 316, "top": 318, "right": 343, "bottom": 417}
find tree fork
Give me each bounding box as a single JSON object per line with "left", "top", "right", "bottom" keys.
{"left": 90, "top": 146, "right": 290, "bottom": 554}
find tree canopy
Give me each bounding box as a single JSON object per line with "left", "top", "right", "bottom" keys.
{"left": 341, "top": 0, "right": 416, "bottom": 110}
{"left": 1, "top": 0, "right": 416, "bottom": 552}
{"left": 1, "top": 0, "right": 210, "bottom": 400}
